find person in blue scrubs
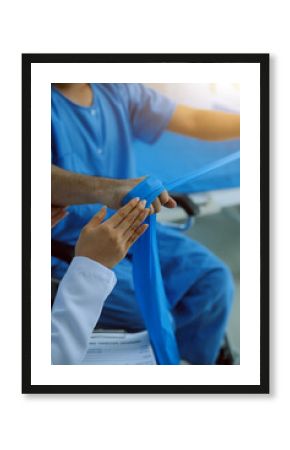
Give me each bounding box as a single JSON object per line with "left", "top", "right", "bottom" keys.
{"left": 51, "top": 83, "right": 240, "bottom": 364}
{"left": 51, "top": 199, "right": 150, "bottom": 364}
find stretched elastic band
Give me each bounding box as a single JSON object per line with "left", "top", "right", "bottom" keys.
{"left": 122, "top": 151, "right": 240, "bottom": 365}
{"left": 122, "top": 175, "right": 180, "bottom": 364}
{"left": 165, "top": 151, "right": 240, "bottom": 191}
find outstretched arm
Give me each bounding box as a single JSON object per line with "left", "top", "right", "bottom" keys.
{"left": 167, "top": 105, "right": 240, "bottom": 141}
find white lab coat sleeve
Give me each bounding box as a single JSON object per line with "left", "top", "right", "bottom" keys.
{"left": 51, "top": 256, "right": 117, "bottom": 365}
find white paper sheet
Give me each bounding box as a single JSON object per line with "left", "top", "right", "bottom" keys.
{"left": 80, "top": 330, "right": 157, "bottom": 365}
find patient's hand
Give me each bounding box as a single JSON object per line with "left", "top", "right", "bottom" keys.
{"left": 75, "top": 198, "right": 150, "bottom": 269}
{"left": 103, "top": 177, "right": 177, "bottom": 214}
{"left": 51, "top": 206, "right": 68, "bottom": 228}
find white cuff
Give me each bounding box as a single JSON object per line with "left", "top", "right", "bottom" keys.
{"left": 70, "top": 256, "right": 117, "bottom": 291}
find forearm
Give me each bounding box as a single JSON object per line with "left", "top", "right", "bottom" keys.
{"left": 168, "top": 105, "right": 240, "bottom": 141}
{"left": 191, "top": 108, "right": 240, "bottom": 140}
{"left": 51, "top": 164, "right": 122, "bottom": 207}
{"left": 51, "top": 165, "right": 172, "bottom": 212}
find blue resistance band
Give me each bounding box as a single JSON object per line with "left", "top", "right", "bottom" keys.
{"left": 122, "top": 151, "right": 240, "bottom": 365}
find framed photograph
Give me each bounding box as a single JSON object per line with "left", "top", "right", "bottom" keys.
{"left": 22, "top": 53, "right": 269, "bottom": 394}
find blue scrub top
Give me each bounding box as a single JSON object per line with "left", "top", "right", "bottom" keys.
{"left": 51, "top": 83, "right": 176, "bottom": 247}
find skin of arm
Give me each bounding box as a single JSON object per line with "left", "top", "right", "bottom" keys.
{"left": 51, "top": 206, "right": 68, "bottom": 227}
{"left": 167, "top": 104, "right": 240, "bottom": 141}
{"left": 51, "top": 164, "right": 176, "bottom": 213}
{"left": 51, "top": 164, "right": 129, "bottom": 207}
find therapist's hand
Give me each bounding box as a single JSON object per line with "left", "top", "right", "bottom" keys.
{"left": 104, "top": 177, "right": 177, "bottom": 214}
{"left": 75, "top": 198, "right": 150, "bottom": 269}
{"left": 51, "top": 206, "right": 68, "bottom": 228}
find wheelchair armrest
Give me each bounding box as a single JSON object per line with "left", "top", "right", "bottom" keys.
{"left": 160, "top": 194, "right": 200, "bottom": 232}
{"left": 51, "top": 239, "right": 75, "bottom": 264}
{"left": 51, "top": 241, "right": 74, "bottom": 307}
{"left": 170, "top": 194, "right": 200, "bottom": 217}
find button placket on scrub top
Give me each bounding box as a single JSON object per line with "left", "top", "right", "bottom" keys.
{"left": 89, "top": 107, "right": 103, "bottom": 155}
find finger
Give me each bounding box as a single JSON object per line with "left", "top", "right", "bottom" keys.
{"left": 51, "top": 207, "right": 60, "bottom": 218}
{"left": 152, "top": 197, "right": 162, "bottom": 213}
{"left": 51, "top": 206, "right": 66, "bottom": 218}
{"left": 163, "top": 196, "right": 177, "bottom": 209}
{"left": 126, "top": 223, "right": 149, "bottom": 247}
{"left": 123, "top": 207, "right": 150, "bottom": 237}
{"left": 159, "top": 190, "right": 170, "bottom": 206}
{"left": 51, "top": 210, "right": 68, "bottom": 228}
{"left": 105, "top": 197, "right": 140, "bottom": 227}
{"left": 86, "top": 207, "right": 107, "bottom": 228}
{"left": 117, "top": 200, "right": 147, "bottom": 233}
{"left": 51, "top": 209, "right": 63, "bottom": 223}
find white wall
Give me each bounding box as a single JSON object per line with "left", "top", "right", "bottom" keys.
{"left": 146, "top": 83, "right": 240, "bottom": 111}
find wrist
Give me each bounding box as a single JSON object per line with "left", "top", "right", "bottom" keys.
{"left": 92, "top": 177, "right": 122, "bottom": 208}
{"left": 75, "top": 247, "right": 115, "bottom": 269}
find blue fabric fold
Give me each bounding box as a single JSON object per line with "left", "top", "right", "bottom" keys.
{"left": 122, "top": 151, "right": 240, "bottom": 365}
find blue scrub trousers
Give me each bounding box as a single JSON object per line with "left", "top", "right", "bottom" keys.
{"left": 97, "top": 223, "right": 234, "bottom": 365}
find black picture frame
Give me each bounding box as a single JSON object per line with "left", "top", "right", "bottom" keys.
{"left": 22, "top": 53, "right": 269, "bottom": 394}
